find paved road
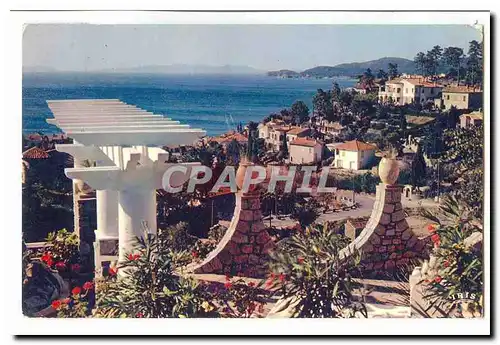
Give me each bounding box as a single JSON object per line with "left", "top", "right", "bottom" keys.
{"left": 220, "top": 193, "right": 438, "bottom": 229}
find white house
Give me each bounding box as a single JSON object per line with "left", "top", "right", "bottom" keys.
{"left": 333, "top": 140, "right": 377, "bottom": 170}
{"left": 459, "top": 111, "right": 483, "bottom": 128}
{"left": 289, "top": 138, "right": 323, "bottom": 164}
{"left": 317, "top": 120, "right": 346, "bottom": 138}
{"left": 378, "top": 77, "right": 442, "bottom": 105}
{"left": 286, "top": 127, "right": 310, "bottom": 143}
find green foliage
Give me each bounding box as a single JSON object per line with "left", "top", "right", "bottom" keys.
{"left": 410, "top": 145, "right": 427, "bottom": 187}
{"left": 312, "top": 89, "right": 335, "bottom": 120}
{"left": 157, "top": 222, "right": 197, "bottom": 253}
{"left": 421, "top": 196, "right": 483, "bottom": 315}
{"left": 442, "top": 125, "right": 483, "bottom": 174}
{"left": 290, "top": 100, "right": 310, "bottom": 124}
{"left": 191, "top": 239, "right": 217, "bottom": 261}
{"left": 208, "top": 224, "right": 228, "bottom": 243}
{"left": 246, "top": 121, "right": 259, "bottom": 162}
{"left": 290, "top": 202, "right": 320, "bottom": 228}
{"left": 465, "top": 40, "right": 483, "bottom": 86}
{"left": 95, "top": 232, "right": 217, "bottom": 318}
{"left": 388, "top": 63, "right": 399, "bottom": 79}
{"left": 441, "top": 125, "right": 483, "bottom": 216}
{"left": 268, "top": 226, "right": 366, "bottom": 318}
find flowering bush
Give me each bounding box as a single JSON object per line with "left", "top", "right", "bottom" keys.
{"left": 38, "top": 229, "right": 82, "bottom": 276}
{"left": 94, "top": 232, "right": 219, "bottom": 318}
{"left": 51, "top": 281, "right": 94, "bottom": 317}
{"left": 268, "top": 225, "right": 366, "bottom": 318}
{"left": 421, "top": 195, "right": 483, "bottom": 317}
{"left": 191, "top": 239, "right": 217, "bottom": 261}
{"left": 208, "top": 275, "right": 268, "bottom": 318}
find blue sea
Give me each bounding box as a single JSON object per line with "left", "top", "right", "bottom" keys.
{"left": 22, "top": 73, "right": 356, "bottom": 137}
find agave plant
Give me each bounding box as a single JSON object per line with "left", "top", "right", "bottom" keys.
{"left": 268, "top": 225, "right": 367, "bottom": 318}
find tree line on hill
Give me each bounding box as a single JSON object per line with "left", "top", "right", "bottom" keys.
{"left": 413, "top": 40, "right": 483, "bottom": 86}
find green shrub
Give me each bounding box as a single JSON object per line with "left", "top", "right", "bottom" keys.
{"left": 268, "top": 225, "right": 367, "bottom": 318}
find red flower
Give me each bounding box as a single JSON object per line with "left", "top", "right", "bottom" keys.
{"left": 192, "top": 251, "right": 199, "bottom": 258}
{"left": 258, "top": 303, "right": 265, "bottom": 313}
{"left": 434, "top": 276, "right": 442, "bottom": 283}
{"left": 247, "top": 302, "right": 256, "bottom": 314}
{"left": 265, "top": 279, "right": 274, "bottom": 288}
{"left": 41, "top": 253, "right": 53, "bottom": 267}
{"left": 430, "top": 234, "right": 440, "bottom": 246}
{"left": 108, "top": 267, "right": 118, "bottom": 276}
{"left": 83, "top": 281, "right": 94, "bottom": 290}
{"left": 248, "top": 281, "right": 256, "bottom": 287}
{"left": 427, "top": 224, "right": 437, "bottom": 233}
{"left": 71, "top": 286, "right": 82, "bottom": 295}
{"left": 41, "top": 252, "right": 51, "bottom": 263}
{"left": 128, "top": 253, "right": 140, "bottom": 261}
{"left": 224, "top": 281, "right": 232, "bottom": 289}
{"left": 71, "top": 263, "right": 81, "bottom": 272}
{"left": 51, "top": 300, "right": 61, "bottom": 309}
{"left": 297, "top": 257, "right": 305, "bottom": 264}
{"left": 136, "top": 312, "right": 144, "bottom": 318}
{"left": 279, "top": 273, "right": 286, "bottom": 282}
{"left": 55, "top": 262, "right": 66, "bottom": 271}
{"left": 269, "top": 272, "right": 276, "bottom": 280}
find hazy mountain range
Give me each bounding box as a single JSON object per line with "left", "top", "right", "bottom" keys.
{"left": 24, "top": 57, "right": 417, "bottom": 77}
{"left": 23, "top": 64, "right": 264, "bottom": 75}
{"left": 268, "top": 57, "right": 416, "bottom": 78}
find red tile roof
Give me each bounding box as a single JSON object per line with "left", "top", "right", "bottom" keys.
{"left": 443, "top": 85, "right": 482, "bottom": 93}
{"left": 22, "top": 147, "right": 49, "bottom": 159}
{"left": 336, "top": 140, "right": 377, "bottom": 152}
{"left": 403, "top": 78, "right": 443, "bottom": 88}
{"left": 211, "top": 131, "right": 248, "bottom": 144}
{"left": 287, "top": 127, "right": 309, "bottom": 135}
{"left": 290, "top": 137, "right": 321, "bottom": 148}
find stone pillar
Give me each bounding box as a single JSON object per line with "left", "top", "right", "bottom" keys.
{"left": 190, "top": 191, "right": 274, "bottom": 278}
{"left": 118, "top": 188, "right": 157, "bottom": 264}
{"left": 339, "top": 183, "right": 427, "bottom": 275}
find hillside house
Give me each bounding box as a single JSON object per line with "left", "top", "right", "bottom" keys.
{"left": 333, "top": 140, "right": 377, "bottom": 170}
{"left": 378, "top": 77, "right": 443, "bottom": 105}
{"left": 459, "top": 111, "right": 483, "bottom": 128}
{"left": 286, "top": 127, "right": 310, "bottom": 143}
{"left": 289, "top": 138, "right": 323, "bottom": 164}
{"left": 437, "top": 86, "right": 482, "bottom": 110}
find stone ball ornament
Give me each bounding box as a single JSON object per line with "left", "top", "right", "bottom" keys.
{"left": 378, "top": 157, "right": 400, "bottom": 185}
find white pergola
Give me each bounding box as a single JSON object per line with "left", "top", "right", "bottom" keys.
{"left": 47, "top": 99, "right": 206, "bottom": 272}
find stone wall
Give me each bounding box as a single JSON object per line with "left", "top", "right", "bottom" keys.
{"left": 340, "top": 183, "right": 428, "bottom": 275}
{"left": 189, "top": 191, "right": 275, "bottom": 278}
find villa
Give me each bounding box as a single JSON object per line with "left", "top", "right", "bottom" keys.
{"left": 289, "top": 137, "right": 323, "bottom": 164}
{"left": 378, "top": 77, "right": 443, "bottom": 105}
{"left": 437, "top": 85, "right": 483, "bottom": 110}
{"left": 333, "top": 140, "right": 377, "bottom": 170}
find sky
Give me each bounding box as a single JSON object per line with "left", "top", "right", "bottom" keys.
{"left": 23, "top": 24, "right": 482, "bottom": 72}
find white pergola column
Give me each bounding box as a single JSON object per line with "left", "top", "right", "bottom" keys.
{"left": 118, "top": 188, "right": 157, "bottom": 263}
{"left": 96, "top": 190, "right": 119, "bottom": 237}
